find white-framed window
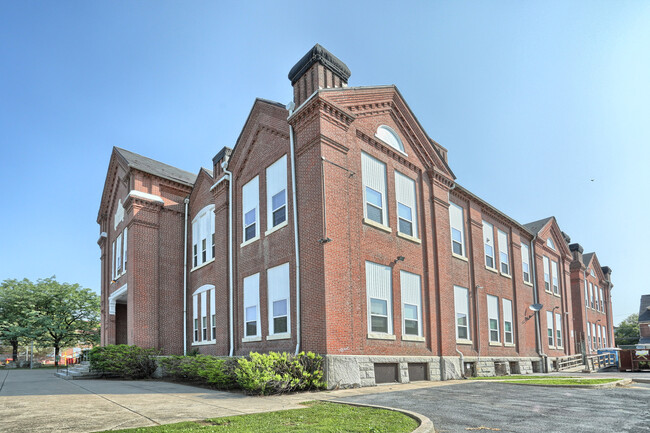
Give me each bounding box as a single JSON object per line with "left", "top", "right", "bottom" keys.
{"left": 497, "top": 230, "right": 509, "bottom": 275}
{"left": 192, "top": 205, "right": 215, "bottom": 267}
{"left": 395, "top": 171, "right": 418, "bottom": 238}
{"left": 361, "top": 152, "right": 388, "bottom": 226}
{"left": 483, "top": 221, "right": 495, "bottom": 269}
{"left": 602, "top": 325, "right": 607, "bottom": 347}
{"left": 597, "top": 324, "right": 601, "bottom": 348}
{"left": 547, "top": 311, "right": 554, "bottom": 347}
{"left": 449, "top": 203, "right": 465, "bottom": 257}
{"left": 555, "top": 312, "right": 563, "bottom": 348}
{"left": 242, "top": 176, "right": 259, "bottom": 243}
{"left": 366, "top": 261, "right": 392, "bottom": 335}
{"left": 243, "top": 273, "right": 260, "bottom": 338}
{"left": 599, "top": 288, "right": 604, "bottom": 312}
{"left": 122, "top": 227, "right": 128, "bottom": 272}
{"left": 503, "top": 298, "right": 513, "bottom": 344}
{"left": 547, "top": 238, "right": 556, "bottom": 250}
{"left": 266, "top": 156, "right": 287, "bottom": 231}
{"left": 589, "top": 282, "right": 594, "bottom": 309}
{"left": 543, "top": 256, "right": 551, "bottom": 292}
{"left": 116, "top": 233, "right": 123, "bottom": 274}
{"left": 401, "top": 271, "right": 422, "bottom": 337}
{"left": 521, "top": 243, "right": 531, "bottom": 283}
{"left": 584, "top": 280, "right": 589, "bottom": 307}
{"left": 487, "top": 295, "right": 500, "bottom": 343}
{"left": 551, "top": 260, "right": 559, "bottom": 295}
{"left": 267, "top": 263, "right": 290, "bottom": 336}
{"left": 210, "top": 289, "right": 216, "bottom": 340}
{"left": 193, "top": 295, "right": 199, "bottom": 342}
{"left": 375, "top": 125, "right": 405, "bottom": 154}
{"left": 454, "top": 286, "right": 470, "bottom": 341}
{"left": 592, "top": 323, "right": 597, "bottom": 350}
{"left": 201, "top": 291, "right": 208, "bottom": 340}
{"left": 111, "top": 240, "right": 116, "bottom": 280}
{"left": 587, "top": 322, "right": 592, "bottom": 351}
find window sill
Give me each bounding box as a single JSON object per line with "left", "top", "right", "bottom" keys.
{"left": 264, "top": 220, "right": 288, "bottom": 236}
{"left": 367, "top": 333, "right": 396, "bottom": 341}
{"left": 485, "top": 266, "right": 498, "bottom": 274}
{"left": 190, "top": 257, "right": 215, "bottom": 273}
{"left": 266, "top": 333, "right": 291, "bottom": 341}
{"left": 240, "top": 236, "right": 260, "bottom": 248}
{"left": 242, "top": 336, "right": 262, "bottom": 343}
{"left": 500, "top": 272, "right": 512, "bottom": 279}
{"left": 396, "top": 231, "right": 421, "bottom": 244}
{"left": 452, "top": 253, "right": 468, "bottom": 262}
{"left": 489, "top": 341, "right": 502, "bottom": 346}
{"left": 523, "top": 281, "right": 533, "bottom": 287}
{"left": 504, "top": 343, "right": 516, "bottom": 347}
{"left": 191, "top": 340, "right": 217, "bottom": 346}
{"left": 553, "top": 293, "right": 561, "bottom": 298}
{"left": 363, "top": 218, "right": 392, "bottom": 233}
{"left": 402, "top": 335, "right": 425, "bottom": 342}
{"left": 456, "top": 339, "right": 473, "bottom": 345}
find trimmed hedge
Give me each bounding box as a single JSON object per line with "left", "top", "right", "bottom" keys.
{"left": 160, "top": 355, "right": 238, "bottom": 389}
{"left": 89, "top": 345, "right": 160, "bottom": 379}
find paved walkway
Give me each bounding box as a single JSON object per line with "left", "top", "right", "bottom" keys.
{"left": 0, "top": 369, "right": 452, "bottom": 432}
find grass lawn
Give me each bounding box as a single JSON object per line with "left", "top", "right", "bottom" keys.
{"left": 506, "top": 378, "right": 621, "bottom": 386}
{"left": 98, "top": 401, "right": 419, "bottom": 433}
{"left": 467, "top": 375, "right": 576, "bottom": 380}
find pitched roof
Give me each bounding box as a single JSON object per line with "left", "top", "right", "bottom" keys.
{"left": 115, "top": 147, "right": 196, "bottom": 186}
{"left": 523, "top": 217, "right": 553, "bottom": 234}
{"left": 639, "top": 295, "right": 650, "bottom": 323}
{"left": 582, "top": 253, "right": 595, "bottom": 268}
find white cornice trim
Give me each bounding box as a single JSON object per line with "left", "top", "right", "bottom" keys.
{"left": 127, "top": 190, "right": 164, "bottom": 204}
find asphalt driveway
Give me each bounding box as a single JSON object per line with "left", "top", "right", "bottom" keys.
{"left": 340, "top": 381, "right": 650, "bottom": 433}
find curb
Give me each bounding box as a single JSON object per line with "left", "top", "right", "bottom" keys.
{"left": 632, "top": 378, "right": 650, "bottom": 384}
{"left": 328, "top": 400, "right": 434, "bottom": 433}
{"left": 496, "top": 378, "right": 631, "bottom": 389}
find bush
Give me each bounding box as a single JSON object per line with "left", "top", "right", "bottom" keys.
{"left": 236, "top": 351, "right": 326, "bottom": 395}
{"left": 89, "top": 345, "right": 159, "bottom": 379}
{"left": 161, "top": 355, "right": 237, "bottom": 389}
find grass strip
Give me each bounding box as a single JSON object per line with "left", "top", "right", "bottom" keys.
{"left": 505, "top": 378, "right": 620, "bottom": 386}
{"left": 467, "top": 375, "right": 577, "bottom": 380}
{"left": 98, "top": 401, "right": 419, "bottom": 433}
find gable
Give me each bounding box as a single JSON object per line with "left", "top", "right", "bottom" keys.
{"left": 537, "top": 217, "right": 571, "bottom": 257}
{"left": 584, "top": 252, "right": 606, "bottom": 282}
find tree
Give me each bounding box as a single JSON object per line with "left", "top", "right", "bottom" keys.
{"left": 31, "top": 277, "right": 100, "bottom": 366}
{"left": 0, "top": 279, "right": 37, "bottom": 362}
{"left": 615, "top": 313, "right": 640, "bottom": 347}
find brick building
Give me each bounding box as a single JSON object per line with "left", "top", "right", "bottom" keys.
{"left": 98, "top": 44, "right": 615, "bottom": 387}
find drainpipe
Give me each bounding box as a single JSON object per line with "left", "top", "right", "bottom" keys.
{"left": 221, "top": 162, "right": 235, "bottom": 357}
{"left": 183, "top": 197, "right": 189, "bottom": 356}
{"left": 288, "top": 105, "right": 302, "bottom": 355}
{"left": 530, "top": 236, "right": 546, "bottom": 372}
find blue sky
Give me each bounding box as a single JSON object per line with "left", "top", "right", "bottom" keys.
{"left": 1, "top": 1, "right": 648, "bottom": 326}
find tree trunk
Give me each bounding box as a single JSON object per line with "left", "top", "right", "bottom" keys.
{"left": 11, "top": 340, "right": 18, "bottom": 362}
{"left": 54, "top": 345, "right": 60, "bottom": 367}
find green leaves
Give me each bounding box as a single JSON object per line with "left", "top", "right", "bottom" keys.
{"left": 89, "top": 345, "right": 160, "bottom": 378}
{"left": 615, "top": 313, "right": 640, "bottom": 346}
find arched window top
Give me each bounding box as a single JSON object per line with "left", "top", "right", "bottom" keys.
{"left": 375, "top": 125, "right": 405, "bottom": 154}
{"left": 193, "top": 284, "right": 215, "bottom": 295}
{"left": 546, "top": 238, "right": 556, "bottom": 250}
{"left": 192, "top": 204, "right": 215, "bottom": 223}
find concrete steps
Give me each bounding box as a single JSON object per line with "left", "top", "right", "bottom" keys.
{"left": 55, "top": 361, "right": 101, "bottom": 380}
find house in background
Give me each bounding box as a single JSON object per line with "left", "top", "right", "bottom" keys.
{"left": 97, "top": 44, "right": 615, "bottom": 387}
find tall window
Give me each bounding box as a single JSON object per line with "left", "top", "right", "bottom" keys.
{"left": 587, "top": 323, "right": 592, "bottom": 351}
{"left": 543, "top": 257, "right": 551, "bottom": 292}
{"left": 116, "top": 233, "right": 123, "bottom": 274}
{"left": 201, "top": 291, "right": 208, "bottom": 340}
{"left": 242, "top": 177, "right": 259, "bottom": 243}
{"left": 521, "top": 243, "right": 531, "bottom": 283}
{"left": 592, "top": 323, "right": 597, "bottom": 349}
{"left": 551, "top": 261, "right": 559, "bottom": 295}
{"left": 503, "top": 299, "right": 513, "bottom": 344}
{"left": 454, "top": 286, "right": 470, "bottom": 341}
{"left": 449, "top": 203, "right": 465, "bottom": 257}
{"left": 599, "top": 288, "right": 604, "bottom": 312}
{"left": 497, "top": 230, "right": 509, "bottom": 275}
{"left": 112, "top": 241, "right": 116, "bottom": 280}
{"left": 555, "top": 312, "right": 563, "bottom": 348}
{"left": 395, "top": 172, "right": 417, "bottom": 237}
{"left": 192, "top": 205, "right": 215, "bottom": 267}
{"left": 487, "top": 295, "right": 500, "bottom": 343}
{"left": 602, "top": 325, "right": 607, "bottom": 347}
{"left": 366, "top": 261, "right": 392, "bottom": 335}
{"left": 589, "top": 282, "right": 594, "bottom": 309}
{"left": 584, "top": 280, "right": 589, "bottom": 307}
{"left": 266, "top": 156, "right": 287, "bottom": 231}
{"left": 268, "top": 263, "right": 290, "bottom": 336}
{"left": 210, "top": 289, "right": 216, "bottom": 340}
{"left": 361, "top": 153, "right": 388, "bottom": 226}
{"left": 547, "top": 311, "right": 554, "bottom": 347}
{"left": 483, "top": 221, "right": 495, "bottom": 269}
{"left": 193, "top": 295, "right": 199, "bottom": 342}
{"left": 243, "top": 273, "right": 260, "bottom": 338}
{"left": 401, "top": 271, "right": 422, "bottom": 337}
{"left": 597, "top": 325, "right": 601, "bottom": 348}
{"left": 122, "top": 227, "right": 128, "bottom": 272}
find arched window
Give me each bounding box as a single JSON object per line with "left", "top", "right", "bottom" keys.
{"left": 375, "top": 125, "right": 406, "bottom": 154}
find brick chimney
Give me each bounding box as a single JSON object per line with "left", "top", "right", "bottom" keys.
{"left": 569, "top": 243, "right": 584, "bottom": 265}
{"left": 288, "top": 44, "right": 351, "bottom": 108}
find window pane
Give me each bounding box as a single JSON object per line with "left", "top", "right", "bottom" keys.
{"left": 274, "top": 316, "right": 288, "bottom": 334}
{"left": 489, "top": 319, "right": 498, "bottom": 331}
{"left": 273, "top": 299, "right": 287, "bottom": 317}
{"left": 404, "top": 304, "right": 418, "bottom": 320}
{"left": 486, "top": 255, "right": 494, "bottom": 269}
{"left": 246, "top": 321, "right": 257, "bottom": 336}
{"left": 399, "top": 219, "right": 413, "bottom": 236}
{"left": 245, "top": 209, "right": 256, "bottom": 226}
{"left": 272, "top": 190, "right": 286, "bottom": 211}
{"left": 405, "top": 319, "right": 418, "bottom": 336}
{"left": 505, "top": 322, "right": 512, "bottom": 333}
{"left": 371, "top": 298, "right": 387, "bottom": 316}
{"left": 452, "top": 241, "right": 463, "bottom": 256}
{"left": 246, "top": 306, "right": 256, "bottom": 322}
{"left": 458, "top": 326, "right": 468, "bottom": 340}
{"left": 366, "top": 187, "right": 382, "bottom": 207}
{"left": 371, "top": 315, "right": 388, "bottom": 333}
{"left": 490, "top": 330, "right": 499, "bottom": 341}
{"left": 273, "top": 206, "right": 286, "bottom": 226}
{"left": 367, "top": 205, "right": 383, "bottom": 224}
{"left": 398, "top": 203, "right": 412, "bottom": 221}
{"left": 452, "top": 228, "right": 462, "bottom": 243}
{"left": 457, "top": 314, "right": 467, "bottom": 328}
{"left": 245, "top": 224, "right": 256, "bottom": 241}
{"left": 505, "top": 333, "right": 513, "bottom": 344}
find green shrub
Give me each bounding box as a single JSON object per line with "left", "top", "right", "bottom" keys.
{"left": 89, "top": 345, "right": 159, "bottom": 379}
{"left": 236, "top": 351, "right": 326, "bottom": 395}
{"left": 161, "top": 355, "right": 237, "bottom": 389}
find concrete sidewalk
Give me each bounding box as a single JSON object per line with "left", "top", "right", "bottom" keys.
{"left": 0, "top": 369, "right": 451, "bottom": 432}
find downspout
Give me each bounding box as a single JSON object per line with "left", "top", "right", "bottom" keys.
{"left": 449, "top": 183, "right": 467, "bottom": 377}
{"left": 183, "top": 198, "right": 189, "bottom": 356}
{"left": 288, "top": 106, "right": 302, "bottom": 355}
{"left": 530, "top": 236, "right": 546, "bottom": 372}
{"left": 222, "top": 162, "right": 235, "bottom": 357}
